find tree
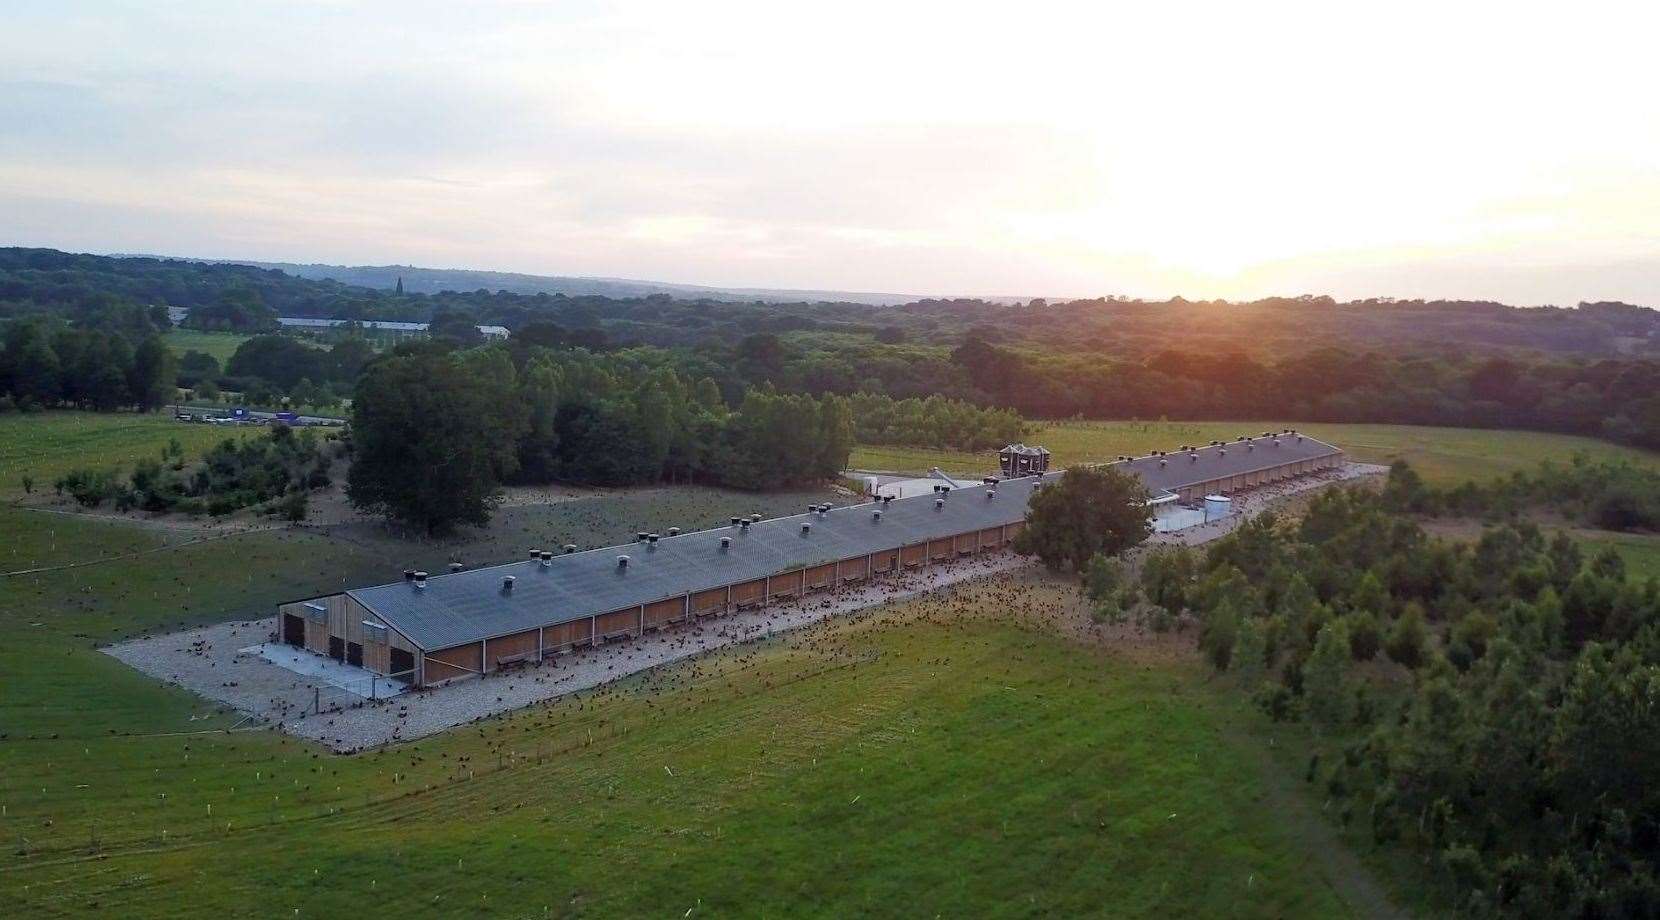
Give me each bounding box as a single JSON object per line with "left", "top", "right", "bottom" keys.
{"left": 1234, "top": 616, "right": 1269, "bottom": 688}
{"left": 3, "top": 321, "right": 61, "bottom": 407}
{"left": 815, "top": 394, "right": 854, "bottom": 479}
{"left": 1013, "top": 465, "right": 1152, "bottom": 571}
{"left": 347, "top": 351, "right": 509, "bottom": 535}
{"left": 1083, "top": 553, "right": 1138, "bottom": 623}
{"left": 1345, "top": 611, "right": 1383, "bottom": 661}
{"left": 1140, "top": 545, "right": 1196, "bottom": 616}
{"left": 128, "top": 335, "right": 177, "bottom": 410}
{"left": 1386, "top": 603, "right": 1428, "bottom": 669}
{"left": 1304, "top": 620, "right": 1355, "bottom": 727}
{"left": 176, "top": 350, "right": 221, "bottom": 388}
{"left": 1202, "top": 597, "right": 1243, "bottom": 670}
{"left": 513, "top": 360, "right": 562, "bottom": 483}
{"left": 429, "top": 308, "right": 484, "bottom": 344}
{"left": 226, "top": 335, "right": 324, "bottom": 390}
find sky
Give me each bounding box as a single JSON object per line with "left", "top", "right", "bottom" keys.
{"left": 3, "top": 0, "right": 1659, "bottom": 304}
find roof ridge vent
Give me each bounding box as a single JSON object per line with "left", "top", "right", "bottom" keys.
{"left": 502, "top": 575, "right": 516, "bottom": 592}
{"left": 801, "top": 522, "right": 812, "bottom": 534}
{"left": 719, "top": 535, "right": 732, "bottom": 549}
{"left": 935, "top": 497, "right": 945, "bottom": 509}
{"left": 873, "top": 509, "right": 883, "bottom": 520}
{"left": 563, "top": 544, "right": 578, "bottom": 554}
{"left": 667, "top": 527, "right": 680, "bottom": 536}
{"left": 617, "top": 555, "right": 630, "bottom": 568}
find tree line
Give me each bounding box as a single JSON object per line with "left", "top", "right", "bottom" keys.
{"left": 1382, "top": 454, "right": 1660, "bottom": 532}
{"left": 1094, "top": 470, "right": 1660, "bottom": 914}
{"left": 346, "top": 342, "right": 855, "bottom": 534}
{"left": 0, "top": 319, "right": 175, "bottom": 412}
{"left": 7, "top": 248, "right": 1660, "bottom": 458}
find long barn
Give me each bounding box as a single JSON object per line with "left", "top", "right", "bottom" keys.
{"left": 277, "top": 431, "right": 1341, "bottom": 687}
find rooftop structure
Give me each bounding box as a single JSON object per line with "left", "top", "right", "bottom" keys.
{"left": 278, "top": 431, "right": 1341, "bottom": 687}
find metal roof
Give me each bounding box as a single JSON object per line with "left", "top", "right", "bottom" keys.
{"left": 346, "top": 433, "right": 1340, "bottom": 651}
{"left": 1111, "top": 431, "right": 1340, "bottom": 497}
{"left": 276, "top": 317, "right": 510, "bottom": 337}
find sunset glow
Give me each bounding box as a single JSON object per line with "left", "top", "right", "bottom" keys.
{"left": 4, "top": 0, "right": 1658, "bottom": 302}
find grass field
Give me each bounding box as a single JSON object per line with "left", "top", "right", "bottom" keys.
{"left": 161, "top": 328, "right": 252, "bottom": 363}
{"left": 27, "top": 412, "right": 1660, "bottom": 914}
{"left": 852, "top": 419, "right": 1659, "bottom": 485}
{"left": 0, "top": 412, "right": 253, "bottom": 499}
{"left": 0, "top": 554, "right": 1362, "bottom": 917}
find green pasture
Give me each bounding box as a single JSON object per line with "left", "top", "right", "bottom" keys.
{"left": 161, "top": 328, "right": 252, "bottom": 363}
{"left": 0, "top": 412, "right": 254, "bottom": 499}
{"left": 0, "top": 554, "right": 1363, "bottom": 917}
{"left": 852, "top": 419, "right": 1658, "bottom": 485}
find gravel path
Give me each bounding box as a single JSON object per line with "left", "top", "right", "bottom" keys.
{"left": 1142, "top": 461, "right": 1386, "bottom": 548}
{"left": 108, "top": 552, "right": 1034, "bottom": 752}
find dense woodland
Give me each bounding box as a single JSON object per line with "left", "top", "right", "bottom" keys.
{"left": 1081, "top": 471, "right": 1660, "bottom": 915}
{"left": 0, "top": 317, "right": 175, "bottom": 412}
{"left": 4, "top": 248, "right": 1659, "bottom": 454}
{"left": 346, "top": 342, "right": 856, "bottom": 533}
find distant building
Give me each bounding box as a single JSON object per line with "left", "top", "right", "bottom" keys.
{"left": 274, "top": 317, "right": 510, "bottom": 340}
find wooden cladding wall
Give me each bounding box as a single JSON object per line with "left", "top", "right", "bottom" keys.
{"left": 837, "top": 558, "right": 868, "bottom": 581}
{"left": 424, "top": 642, "right": 482, "bottom": 683}
{"left": 901, "top": 544, "right": 926, "bottom": 566}
{"left": 595, "top": 608, "right": 639, "bottom": 638}
{"left": 872, "top": 549, "right": 899, "bottom": 572}
{"left": 543, "top": 619, "right": 591, "bottom": 650}
{"left": 768, "top": 570, "right": 804, "bottom": 599}
{"left": 691, "top": 587, "right": 728, "bottom": 615}
{"left": 644, "top": 597, "right": 684, "bottom": 628}
{"left": 731, "top": 578, "right": 766, "bottom": 607}
{"left": 979, "top": 527, "right": 1004, "bottom": 547}
{"left": 486, "top": 629, "right": 539, "bottom": 670}
{"left": 928, "top": 538, "right": 954, "bottom": 561}
{"left": 804, "top": 564, "right": 835, "bottom": 589}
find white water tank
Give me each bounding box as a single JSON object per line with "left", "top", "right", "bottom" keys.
{"left": 1204, "top": 494, "right": 1232, "bottom": 522}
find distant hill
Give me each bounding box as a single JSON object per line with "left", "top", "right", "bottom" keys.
{"left": 147, "top": 257, "right": 926, "bottom": 306}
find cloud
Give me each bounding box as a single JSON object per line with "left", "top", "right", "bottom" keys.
{"left": 2, "top": 0, "right": 1659, "bottom": 302}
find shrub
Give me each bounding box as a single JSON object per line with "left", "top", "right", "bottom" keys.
{"left": 276, "top": 490, "right": 309, "bottom": 522}
{"left": 54, "top": 468, "right": 119, "bottom": 508}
